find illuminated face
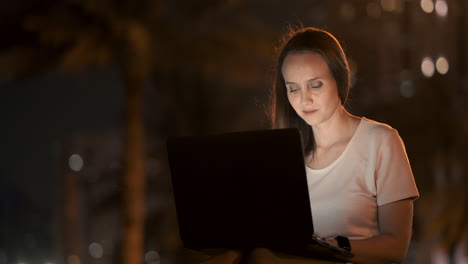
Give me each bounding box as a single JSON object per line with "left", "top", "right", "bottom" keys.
{"left": 282, "top": 52, "right": 342, "bottom": 127}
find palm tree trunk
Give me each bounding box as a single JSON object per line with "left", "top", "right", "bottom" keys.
{"left": 64, "top": 172, "right": 83, "bottom": 262}
{"left": 122, "top": 75, "right": 146, "bottom": 264}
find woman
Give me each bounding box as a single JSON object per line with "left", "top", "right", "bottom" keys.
{"left": 201, "top": 27, "right": 419, "bottom": 264}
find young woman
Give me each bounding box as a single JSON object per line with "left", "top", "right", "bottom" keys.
{"left": 201, "top": 27, "right": 419, "bottom": 264}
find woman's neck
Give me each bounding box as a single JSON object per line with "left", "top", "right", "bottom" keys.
{"left": 311, "top": 106, "right": 359, "bottom": 149}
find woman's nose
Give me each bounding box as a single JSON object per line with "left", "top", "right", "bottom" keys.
{"left": 301, "top": 89, "right": 313, "bottom": 105}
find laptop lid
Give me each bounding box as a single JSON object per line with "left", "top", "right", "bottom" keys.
{"left": 166, "top": 128, "right": 314, "bottom": 250}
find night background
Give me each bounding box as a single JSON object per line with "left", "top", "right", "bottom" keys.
{"left": 1, "top": 0, "right": 467, "bottom": 263}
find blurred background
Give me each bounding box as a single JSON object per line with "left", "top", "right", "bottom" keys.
{"left": 1, "top": 0, "right": 467, "bottom": 263}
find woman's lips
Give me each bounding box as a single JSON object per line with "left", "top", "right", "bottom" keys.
{"left": 303, "top": 109, "right": 318, "bottom": 115}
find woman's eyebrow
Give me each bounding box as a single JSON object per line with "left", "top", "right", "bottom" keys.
{"left": 307, "top": 77, "right": 321, "bottom": 82}
{"left": 285, "top": 77, "right": 321, "bottom": 85}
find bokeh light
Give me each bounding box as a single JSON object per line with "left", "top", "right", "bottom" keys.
{"left": 421, "top": 0, "right": 434, "bottom": 13}
{"left": 145, "top": 250, "right": 161, "bottom": 264}
{"left": 381, "top": 0, "right": 402, "bottom": 13}
{"left": 436, "top": 56, "right": 449, "bottom": 74}
{"left": 88, "top": 242, "right": 104, "bottom": 259}
{"left": 435, "top": 0, "right": 448, "bottom": 17}
{"left": 381, "top": 0, "right": 394, "bottom": 12}
{"left": 339, "top": 2, "right": 355, "bottom": 21}
{"left": 421, "top": 57, "right": 435, "bottom": 78}
{"left": 400, "top": 80, "right": 415, "bottom": 98}
{"left": 68, "top": 154, "right": 84, "bottom": 172}
{"left": 399, "top": 70, "right": 415, "bottom": 98}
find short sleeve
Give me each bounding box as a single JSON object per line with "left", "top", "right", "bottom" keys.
{"left": 376, "top": 129, "right": 419, "bottom": 206}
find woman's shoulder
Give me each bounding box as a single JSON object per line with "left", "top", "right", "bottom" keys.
{"left": 358, "top": 117, "right": 399, "bottom": 140}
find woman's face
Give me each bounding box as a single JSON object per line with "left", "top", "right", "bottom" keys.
{"left": 281, "top": 52, "right": 341, "bottom": 127}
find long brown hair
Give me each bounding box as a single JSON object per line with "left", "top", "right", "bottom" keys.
{"left": 270, "top": 27, "right": 351, "bottom": 156}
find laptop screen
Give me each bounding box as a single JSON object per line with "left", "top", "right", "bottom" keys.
{"left": 166, "top": 128, "right": 314, "bottom": 249}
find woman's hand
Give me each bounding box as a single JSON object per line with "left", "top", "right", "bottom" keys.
{"left": 324, "top": 238, "right": 339, "bottom": 248}
{"left": 313, "top": 234, "right": 339, "bottom": 248}
{"left": 346, "top": 199, "right": 414, "bottom": 264}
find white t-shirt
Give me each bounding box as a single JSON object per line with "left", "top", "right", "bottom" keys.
{"left": 306, "top": 117, "right": 419, "bottom": 240}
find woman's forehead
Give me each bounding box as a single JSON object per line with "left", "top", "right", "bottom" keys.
{"left": 282, "top": 53, "right": 330, "bottom": 76}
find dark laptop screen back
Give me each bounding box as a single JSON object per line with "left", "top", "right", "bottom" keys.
{"left": 166, "top": 128, "right": 314, "bottom": 249}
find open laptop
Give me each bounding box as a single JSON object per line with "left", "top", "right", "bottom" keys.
{"left": 166, "top": 128, "right": 353, "bottom": 261}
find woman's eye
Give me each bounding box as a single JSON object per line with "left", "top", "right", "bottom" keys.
{"left": 310, "top": 81, "right": 323, "bottom": 89}
{"left": 287, "top": 86, "right": 299, "bottom": 93}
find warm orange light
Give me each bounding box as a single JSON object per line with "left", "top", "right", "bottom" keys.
{"left": 421, "top": 0, "right": 434, "bottom": 13}
{"left": 436, "top": 57, "right": 449, "bottom": 74}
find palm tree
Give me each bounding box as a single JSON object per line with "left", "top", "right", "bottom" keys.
{"left": 1, "top": 1, "right": 279, "bottom": 263}
{"left": 0, "top": 1, "right": 152, "bottom": 263}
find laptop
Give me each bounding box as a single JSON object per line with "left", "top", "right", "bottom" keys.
{"left": 166, "top": 128, "right": 353, "bottom": 261}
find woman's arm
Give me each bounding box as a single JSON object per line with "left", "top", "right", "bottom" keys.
{"left": 328, "top": 198, "right": 414, "bottom": 264}
{"left": 237, "top": 200, "right": 414, "bottom": 264}
{"left": 198, "top": 199, "right": 414, "bottom": 264}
